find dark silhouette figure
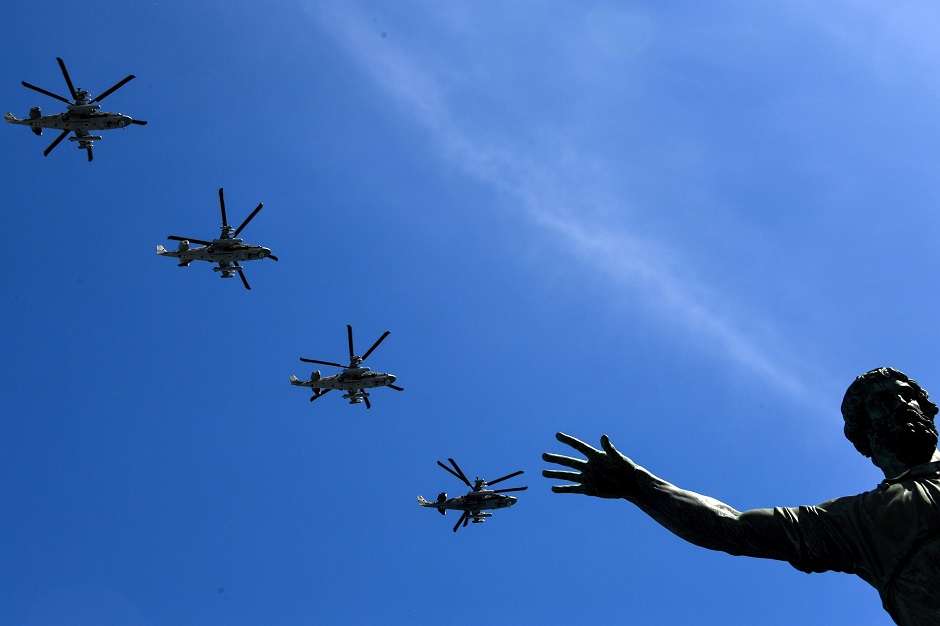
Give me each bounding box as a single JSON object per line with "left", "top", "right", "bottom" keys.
{"left": 543, "top": 367, "right": 940, "bottom": 625}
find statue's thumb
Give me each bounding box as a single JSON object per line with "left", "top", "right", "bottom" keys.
{"left": 600, "top": 435, "right": 630, "bottom": 466}
{"left": 600, "top": 435, "right": 620, "bottom": 459}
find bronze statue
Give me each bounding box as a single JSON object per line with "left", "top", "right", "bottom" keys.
{"left": 543, "top": 367, "right": 940, "bottom": 625}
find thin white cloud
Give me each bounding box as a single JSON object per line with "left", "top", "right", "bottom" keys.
{"left": 305, "top": 2, "right": 829, "bottom": 412}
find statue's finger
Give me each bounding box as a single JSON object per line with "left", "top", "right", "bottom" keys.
{"left": 555, "top": 432, "right": 601, "bottom": 458}
{"left": 542, "top": 469, "right": 583, "bottom": 481}
{"left": 551, "top": 484, "right": 589, "bottom": 494}
{"left": 541, "top": 452, "right": 587, "bottom": 469}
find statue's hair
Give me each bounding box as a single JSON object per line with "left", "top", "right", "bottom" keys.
{"left": 841, "top": 367, "right": 939, "bottom": 458}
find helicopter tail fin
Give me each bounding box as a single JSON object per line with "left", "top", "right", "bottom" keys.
{"left": 156, "top": 245, "right": 167, "bottom": 255}
{"left": 4, "top": 112, "right": 20, "bottom": 124}
{"left": 290, "top": 375, "right": 303, "bottom": 386}
{"left": 29, "top": 107, "right": 41, "bottom": 133}
{"left": 417, "top": 495, "right": 431, "bottom": 507}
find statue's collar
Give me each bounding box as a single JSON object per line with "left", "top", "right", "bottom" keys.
{"left": 881, "top": 461, "right": 940, "bottom": 485}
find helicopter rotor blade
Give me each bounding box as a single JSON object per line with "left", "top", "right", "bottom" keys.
{"left": 21, "top": 81, "right": 72, "bottom": 105}
{"left": 299, "top": 358, "right": 345, "bottom": 368}
{"left": 363, "top": 393, "right": 371, "bottom": 409}
{"left": 486, "top": 470, "right": 524, "bottom": 486}
{"left": 310, "top": 389, "right": 332, "bottom": 402}
{"left": 388, "top": 384, "right": 404, "bottom": 391}
{"left": 452, "top": 510, "right": 469, "bottom": 533}
{"left": 130, "top": 119, "right": 148, "bottom": 125}
{"left": 86, "top": 146, "right": 93, "bottom": 162}
{"left": 492, "top": 486, "right": 528, "bottom": 493}
{"left": 218, "top": 188, "right": 228, "bottom": 227}
{"left": 91, "top": 74, "right": 135, "bottom": 103}
{"left": 347, "top": 325, "right": 355, "bottom": 360}
{"left": 447, "top": 458, "right": 473, "bottom": 487}
{"left": 361, "top": 331, "right": 390, "bottom": 361}
{"left": 43, "top": 129, "right": 70, "bottom": 156}
{"left": 167, "top": 236, "right": 214, "bottom": 246}
{"left": 55, "top": 57, "right": 78, "bottom": 100}
{"left": 237, "top": 269, "right": 251, "bottom": 290}
{"left": 55, "top": 58, "right": 78, "bottom": 100}
{"left": 436, "top": 460, "right": 471, "bottom": 487}
{"left": 232, "top": 202, "right": 263, "bottom": 238}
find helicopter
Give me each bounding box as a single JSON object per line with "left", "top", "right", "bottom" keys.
{"left": 290, "top": 324, "right": 403, "bottom": 408}
{"left": 418, "top": 458, "right": 527, "bottom": 532}
{"left": 5, "top": 57, "right": 146, "bottom": 162}
{"left": 157, "top": 187, "right": 277, "bottom": 290}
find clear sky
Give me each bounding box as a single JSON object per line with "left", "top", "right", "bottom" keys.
{"left": 2, "top": 1, "right": 938, "bottom": 624}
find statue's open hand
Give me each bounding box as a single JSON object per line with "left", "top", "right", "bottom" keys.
{"left": 542, "top": 432, "right": 640, "bottom": 499}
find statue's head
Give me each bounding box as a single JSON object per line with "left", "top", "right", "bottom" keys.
{"left": 841, "top": 367, "right": 939, "bottom": 466}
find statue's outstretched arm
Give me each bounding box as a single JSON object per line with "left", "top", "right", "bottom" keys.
{"left": 543, "top": 432, "right": 801, "bottom": 561}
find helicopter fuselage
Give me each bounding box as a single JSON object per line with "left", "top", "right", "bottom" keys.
{"left": 290, "top": 368, "right": 397, "bottom": 399}
{"left": 424, "top": 490, "right": 518, "bottom": 513}
{"left": 5, "top": 109, "right": 136, "bottom": 133}
{"left": 156, "top": 238, "right": 274, "bottom": 266}
{"left": 417, "top": 490, "right": 517, "bottom": 526}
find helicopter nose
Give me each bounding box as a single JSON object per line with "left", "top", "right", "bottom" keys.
{"left": 387, "top": 374, "right": 396, "bottom": 385}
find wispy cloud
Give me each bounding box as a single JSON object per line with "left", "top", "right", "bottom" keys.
{"left": 305, "top": 2, "right": 828, "bottom": 412}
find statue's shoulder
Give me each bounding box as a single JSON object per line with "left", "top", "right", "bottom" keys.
{"left": 815, "top": 492, "right": 867, "bottom": 513}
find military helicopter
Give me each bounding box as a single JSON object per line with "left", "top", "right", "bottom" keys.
{"left": 5, "top": 57, "right": 146, "bottom": 161}
{"left": 418, "top": 458, "right": 527, "bottom": 532}
{"left": 157, "top": 187, "right": 278, "bottom": 290}
{"left": 290, "top": 324, "right": 403, "bottom": 408}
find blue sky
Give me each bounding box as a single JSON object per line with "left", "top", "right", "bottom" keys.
{"left": 3, "top": 1, "right": 940, "bottom": 624}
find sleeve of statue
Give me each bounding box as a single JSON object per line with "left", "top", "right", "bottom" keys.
{"left": 625, "top": 466, "right": 856, "bottom": 569}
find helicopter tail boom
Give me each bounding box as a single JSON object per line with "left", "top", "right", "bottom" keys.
{"left": 417, "top": 494, "right": 447, "bottom": 514}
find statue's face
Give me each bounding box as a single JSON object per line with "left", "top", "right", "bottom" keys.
{"left": 863, "top": 378, "right": 935, "bottom": 466}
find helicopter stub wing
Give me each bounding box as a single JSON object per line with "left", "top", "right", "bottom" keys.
{"left": 70, "top": 128, "right": 95, "bottom": 141}
{"left": 66, "top": 128, "right": 96, "bottom": 161}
